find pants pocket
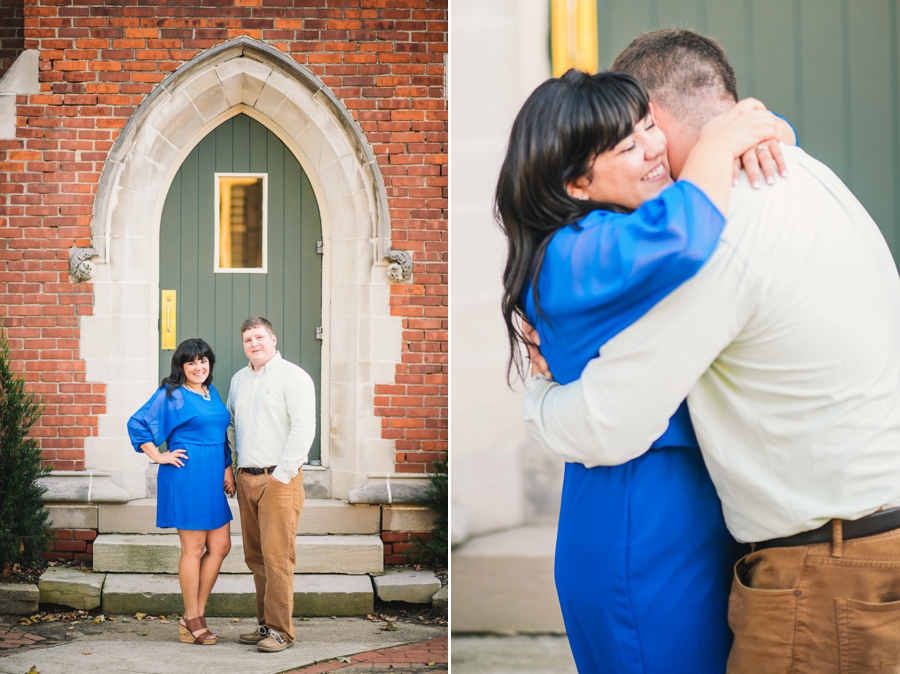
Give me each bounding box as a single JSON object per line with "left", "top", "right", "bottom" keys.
{"left": 726, "top": 558, "right": 800, "bottom": 674}
{"left": 837, "top": 597, "right": 900, "bottom": 673}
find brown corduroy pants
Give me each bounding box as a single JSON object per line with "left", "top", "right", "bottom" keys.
{"left": 727, "top": 521, "right": 900, "bottom": 673}
{"left": 236, "top": 468, "right": 305, "bottom": 643}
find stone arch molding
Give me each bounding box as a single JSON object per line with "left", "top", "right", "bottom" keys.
{"left": 68, "top": 37, "right": 404, "bottom": 503}
{"left": 90, "top": 36, "right": 407, "bottom": 274}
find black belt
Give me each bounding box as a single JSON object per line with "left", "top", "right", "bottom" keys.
{"left": 753, "top": 506, "right": 900, "bottom": 551}
{"left": 238, "top": 466, "right": 277, "bottom": 475}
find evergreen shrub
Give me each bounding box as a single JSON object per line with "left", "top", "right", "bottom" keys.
{"left": 0, "top": 329, "right": 51, "bottom": 571}
{"left": 410, "top": 458, "right": 448, "bottom": 567}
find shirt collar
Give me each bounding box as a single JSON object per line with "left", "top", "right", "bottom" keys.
{"left": 249, "top": 351, "right": 282, "bottom": 373}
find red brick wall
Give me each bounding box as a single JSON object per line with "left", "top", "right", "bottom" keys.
{"left": 0, "top": 0, "right": 26, "bottom": 78}
{"left": 1, "top": 0, "right": 447, "bottom": 474}
{"left": 44, "top": 528, "right": 96, "bottom": 563}
{"left": 382, "top": 530, "right": 432, "bottom": 566}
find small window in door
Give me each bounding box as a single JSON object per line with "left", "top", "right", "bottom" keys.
{"left": 215, "top": 173, "right": 267, "bottom": 273}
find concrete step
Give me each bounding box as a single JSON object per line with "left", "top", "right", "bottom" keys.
{"left": 38, "top": 566, "right": 105, "bottom": 610}
{"left": 372, "top": 568, "right": 441, "bottom": 604}
{"left": 98, "top": 498, "right": 380, "bottom": 535}
{"left": 451, "top": 524, "right": 565, "bottom": 634}
{"left": 93, "top": 534, "right": 384, "bottom": 575}
{"left": 101, "top": 573, "right": 374, "bottom": 617}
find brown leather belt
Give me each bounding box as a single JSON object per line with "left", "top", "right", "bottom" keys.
{"left": 238, "top": 466, "right": 277, "bottom": 475}
{"left": 753, "top": 506, "right": 900, "bottom": 551}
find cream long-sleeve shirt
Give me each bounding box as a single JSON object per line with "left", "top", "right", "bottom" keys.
{"left": 523, "top": 146, "right": 900, "bottom": 543}
{"left": 227, "top": 351, "right": 316, "bottom": 484}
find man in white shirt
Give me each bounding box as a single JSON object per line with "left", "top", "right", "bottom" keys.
{"left": 227, "top": 316, "right": 316, "bottom": 652}
{"left": 525, "top": 29, "right": 900, "bottom": 672}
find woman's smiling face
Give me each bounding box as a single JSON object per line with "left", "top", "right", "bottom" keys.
{"left": 182, "top": 357, "right": 209, "bottom": 386}
{"left": 567, "top": 105, "right": 673, "bottom": 209}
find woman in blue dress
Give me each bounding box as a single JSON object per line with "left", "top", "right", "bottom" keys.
{"left": 127, "top": 338, "right": 234, "bottom": 646}
{"left": 495, "top": 70, "right": 787, "bottom": 673}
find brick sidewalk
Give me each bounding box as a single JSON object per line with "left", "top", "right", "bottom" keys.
{"left": 0, "top": 622, "right": 61, "bottom": 654}
{"left": 284, "top": 636, "right": 448, "bottom": 673}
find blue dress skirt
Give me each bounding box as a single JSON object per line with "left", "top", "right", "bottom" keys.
{"left": 127, "top": 385, "right": 233, "bottom": 531}
{"left": 555, "top": 450, "right": 746, "bottom": 674}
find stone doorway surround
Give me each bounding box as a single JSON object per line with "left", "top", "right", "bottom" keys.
{"left": 48, "top": 37, "right": 411, "bottom": 503}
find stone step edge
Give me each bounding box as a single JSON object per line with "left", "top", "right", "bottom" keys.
{"left": 92, "top": 533, "right": 385, "bottom": 576}
{"left": 95, "top": 498, "right": 382, "bottom": 536}
{"left": 100, "top": 573, "right": 374, "bottom": 617}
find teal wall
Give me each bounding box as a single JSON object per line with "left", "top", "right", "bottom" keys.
{"left": 596, "top": 0, "right": 900, "bottom": 262}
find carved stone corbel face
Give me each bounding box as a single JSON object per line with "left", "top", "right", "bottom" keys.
{"left": 385, "top": 249, "right": 413, "bottom": 283}
{"left": 69, "top": 247, "right": 98, "bottom": 283}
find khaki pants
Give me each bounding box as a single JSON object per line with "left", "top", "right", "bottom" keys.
{"left": 727, "top": 522, "right": 900, "bottom": 673}
{"left": 236, "top": 469, "right": 305, "bottom": 643}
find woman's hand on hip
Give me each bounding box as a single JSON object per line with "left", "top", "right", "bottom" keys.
{"left": 158, "top": 448, "right": 187, "bottom": 467}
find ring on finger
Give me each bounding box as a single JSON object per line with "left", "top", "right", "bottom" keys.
{"left": 756, "top": 145, "right": 770, "bottom": 154}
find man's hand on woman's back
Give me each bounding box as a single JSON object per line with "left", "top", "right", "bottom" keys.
{"left": 522, "top": 320, "right": 552, "bottom": 380}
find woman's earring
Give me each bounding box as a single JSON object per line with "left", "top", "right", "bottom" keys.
{"left": 579, "top": 194, "right": 588, "bottom": 201}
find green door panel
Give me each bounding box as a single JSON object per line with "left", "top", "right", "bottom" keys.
{"left": 594, "top": 0, "right": 900, "bottom": 266}
{"left": 159, "top": 113, "right": 323, "bottom": 463}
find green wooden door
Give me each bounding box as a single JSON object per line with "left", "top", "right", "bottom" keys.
{"left": 592, "top": 0, "right": 900, "bottom": 265}
{"left": 159, "top": 113, "right": 323, "bottom": 463}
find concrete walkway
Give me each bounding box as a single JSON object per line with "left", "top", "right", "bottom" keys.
{"left": 0, "top": 615, "right": 446, "bottom": 674}
{"left": 452, "top": 635, "right": 577, "bottom": 674}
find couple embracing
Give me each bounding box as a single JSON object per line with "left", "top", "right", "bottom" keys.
{"left": 501, "top": 29, "right": 900, "bottom": 673}
{"left": 127, "top": 316, "right": 315, "bottom": 652}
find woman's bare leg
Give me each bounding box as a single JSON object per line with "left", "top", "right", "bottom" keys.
{"left": 197, "top": 522, "right": 232, "bottom": 616}
{"left": 177, "top": 529, "right": 208, "bottom": 636}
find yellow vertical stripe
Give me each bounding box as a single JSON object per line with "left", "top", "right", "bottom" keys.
{"left": 551, "top": 0, "right": 599, "bottom": 77}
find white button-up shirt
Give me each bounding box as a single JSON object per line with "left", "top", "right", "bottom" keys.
{"left": 227, "top": 351, "right": 316, "bottom": 484}
{"left": 524, "top": 146, "right": 900, "bottom": 543}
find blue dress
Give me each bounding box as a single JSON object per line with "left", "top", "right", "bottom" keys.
{"left": 127, "top": 385, "right": 233, "bottom": 531}
{"left": 526, "top": 181, "right": 747, "bottom": 674}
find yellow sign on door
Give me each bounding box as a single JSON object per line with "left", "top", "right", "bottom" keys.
{"left": 551, "top": 0, "right": 599, "bottom": 77}
{"left": 161, "top": 290, "right": 177, "bottom": 350}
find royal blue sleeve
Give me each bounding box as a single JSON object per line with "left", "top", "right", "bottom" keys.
{"left": 530, "top": 181, "right": 725, "bottom": 385}
{"left": 126, "top": 387, "right": 188, "bottom": 452}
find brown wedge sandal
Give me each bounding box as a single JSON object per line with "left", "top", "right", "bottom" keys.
{"left": 178, "top": 616, "right": 218, "bottom": 645}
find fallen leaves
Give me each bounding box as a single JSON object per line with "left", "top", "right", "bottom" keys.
{"left": 134, "top": 613, "right": 147, "bottom": 621}
{"left": 18, "top": 610, "right": 88, "bottom": 626}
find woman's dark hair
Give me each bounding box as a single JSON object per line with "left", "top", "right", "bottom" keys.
{"left": 495, "top": 69, "right": 649, "bottom": 381}
{"left": 160, "top": 338, "right": 216, "bottom": 397}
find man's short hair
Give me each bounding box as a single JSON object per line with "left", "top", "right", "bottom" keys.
{"left": 611, "top": 28, "right": 738, "bottom": 128}
{"left": 241, "top": 316, "right": 275, "bottom": 336}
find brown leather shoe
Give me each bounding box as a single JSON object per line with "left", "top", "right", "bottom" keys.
{"left": 178, "top": 616, "right": 217, "bottom": 645}
{"left": 257, "top": 629, "right": 293, "bottom": 652}
{"left": 239, "top": 625, "right": 269, "bottom": 644}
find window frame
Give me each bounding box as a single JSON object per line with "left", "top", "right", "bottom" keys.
{"left": 213, "top": 172, "right": 269, "bottom": 274}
